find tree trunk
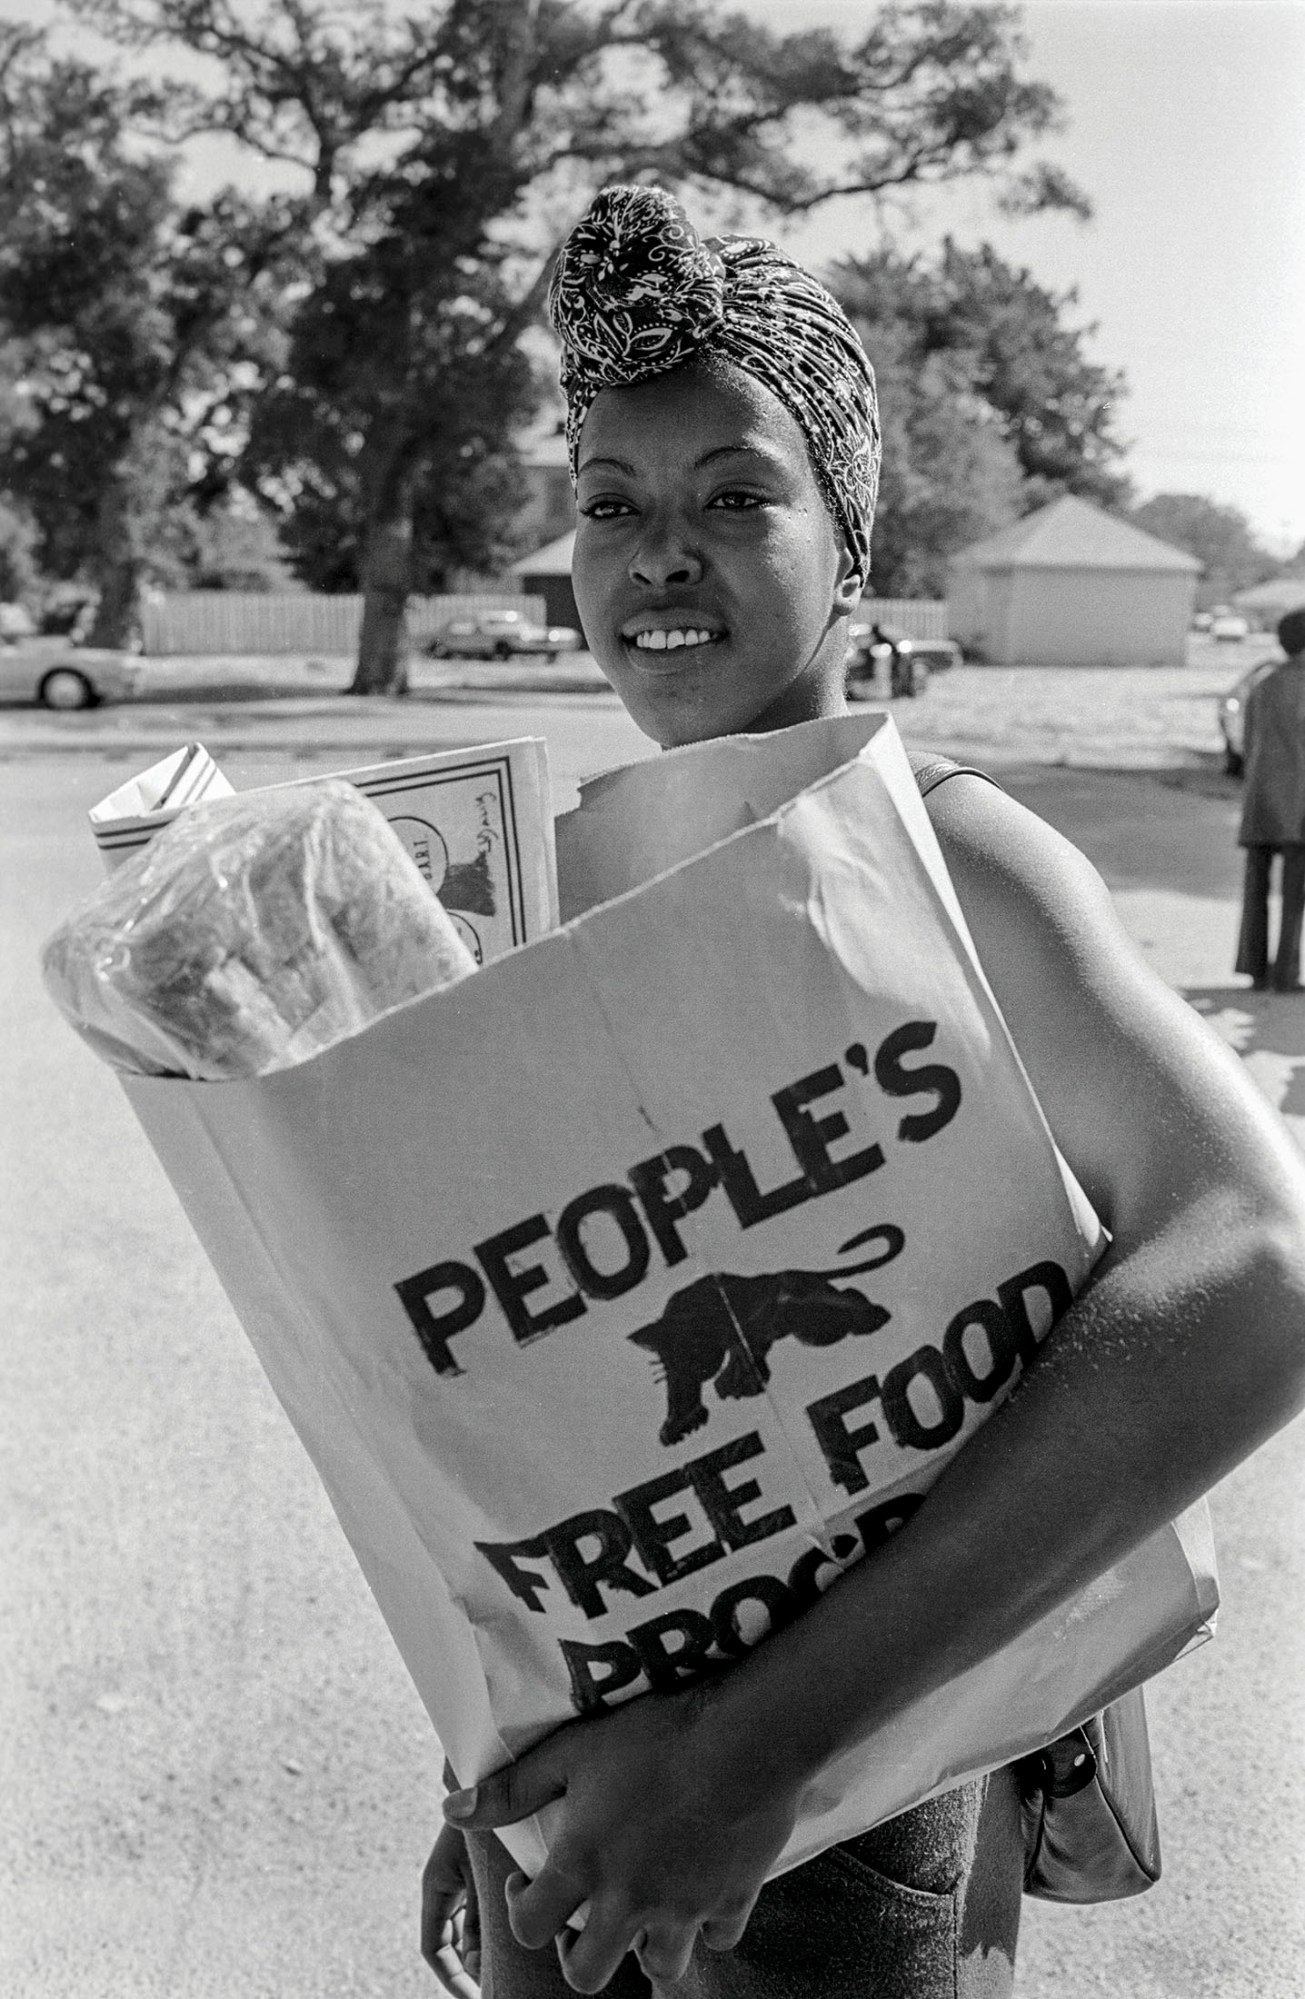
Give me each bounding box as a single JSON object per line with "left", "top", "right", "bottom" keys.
{"left": 349, "top": 450, "right": 417, "bottom": 696}
{"left": 85, "top": 478, "right": 142, "bottom": 650}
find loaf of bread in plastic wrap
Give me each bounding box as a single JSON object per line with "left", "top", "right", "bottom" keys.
{"left": 41, "top": 779, "right": 478, "bottom": 1079}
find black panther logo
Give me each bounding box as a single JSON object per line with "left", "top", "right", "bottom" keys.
{"left": 440, "top": 848, "right": 496, "bottom": 917}
{"left": 628, "top": 1225, "right": 905, "bottom": 1448}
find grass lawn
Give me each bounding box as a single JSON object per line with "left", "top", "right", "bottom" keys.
{"left": 892, "top": 643, "right": 1272, "bottom": 773}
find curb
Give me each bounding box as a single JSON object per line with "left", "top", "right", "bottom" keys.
{"left": 0, "top": 680, "right": 623, "bottom": 759}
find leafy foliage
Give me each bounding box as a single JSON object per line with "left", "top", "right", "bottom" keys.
{"left": 72, "top": 0, "right": 1092, "bottom": 687}
{"left": 1129, "top": 493, "right": 1277, "bottom": 607}
{"left": 0, "top": 27, "right": 293, "bottom": 641}
{"left": 242, "top": 163, "right": 540, "bottom": 594}
{"left": 76, "top": 0, "right": 1087, "bottom": 219}
{"left": 867, "top": 337, "right": 1024, "bottom": 596}
{"left": 831, "top": 239, "right": 1131, "bottom": 593}
{"left": 0, "top": 496, "right": 40, "bottom": 604}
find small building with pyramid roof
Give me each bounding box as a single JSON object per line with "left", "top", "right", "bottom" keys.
{"left": 509, "top": 527, "right": 580, "bottom": 632}
{"left": 1233, "top": 574, "right": 1305, "bottom": 627}
{"left": 947, "top": 495, "right": 1200, "bottom": 666}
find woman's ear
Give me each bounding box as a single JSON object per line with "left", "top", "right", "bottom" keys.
{"left": 832, "top": 543, "right": 863, "bottom": 614}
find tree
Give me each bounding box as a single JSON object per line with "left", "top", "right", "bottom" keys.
{"left": 862, "top": 334, "right": 1025, "bottom": 596}
{"left": 0, "top": 497, "right": 39, "bottom": 605}
{"left": 1130, "top": 493, "right": 1276, "bottom": 607}
{"left": 932, "top": 241, "right": 1129, "bottom": 511}
{"left": 241, "top": 176, "right": 541, "bottom": 657}
{"left": 830, "top": 238, "right": 1129, "bottom": 593}
{"left": 0, "top": 27, "right": 292, "bottom": 643}
{"left": 80, "top": 0, "right": 1092, "bottom": 692}
{"left": 0, "top": 362, "right": 40, "bottom": 602}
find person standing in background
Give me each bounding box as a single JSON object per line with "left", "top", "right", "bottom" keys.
{"left": 1235, "top": 608, "right": 1305, "bottom": 992}
{"left": 869, "top": 620, "right": 914, "bottom": 699}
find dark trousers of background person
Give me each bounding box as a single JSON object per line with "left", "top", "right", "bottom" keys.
{"left": 1236, "top": 844, "right": 1305, "bottom": 991}
{"left": 465, "top": 1769, "right": 1024, "bottom": 1999}
{"left": 888, "top": 647, "right": 913, "bottom": 699}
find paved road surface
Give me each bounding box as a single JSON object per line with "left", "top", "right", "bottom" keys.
{"left": 3, "top": 721, "right": 1302, "bottom": 1997}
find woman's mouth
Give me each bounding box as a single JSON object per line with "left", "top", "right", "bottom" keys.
{"left": 622, "top": 626, "right": 724, "bottom": 654}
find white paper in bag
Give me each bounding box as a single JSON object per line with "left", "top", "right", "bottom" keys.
{"left": 120, "top": 714, "right": 1217, "bottom": 1879}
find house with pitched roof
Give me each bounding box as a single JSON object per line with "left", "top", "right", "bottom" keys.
{"left": 509, "top": 527, "right": 580, "bottom": 631}
{"left": 947, "top": 495, "right": 1200, "bottom": 665}
{"left": 1233, "top": 575, "right": 1305, "bottom": 628}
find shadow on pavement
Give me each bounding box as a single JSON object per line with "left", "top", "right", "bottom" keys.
{"left": 988, "top": 762, "right": 1244, "bottom": 902}
{"left": 125, "top": 654, "right": 612, "bottom": 703}
{"left": 1185, "top": 985, "right": 1305, "bottom": 1117}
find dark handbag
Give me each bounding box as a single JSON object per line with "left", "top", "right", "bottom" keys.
{"left": 1014, "top": 1684, "right": 1161, "bottom": 1903}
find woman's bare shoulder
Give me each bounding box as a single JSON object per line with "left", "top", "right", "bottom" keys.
{"left": 919, "top": 770, "right": 1297, "bottom": 1236}
{"left": 920, "top": 769, "right": 1116, "bottom": 974}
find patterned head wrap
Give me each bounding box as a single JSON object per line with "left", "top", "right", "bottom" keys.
{"left": 549, "top": 185, "right": 880, "bottom": 586}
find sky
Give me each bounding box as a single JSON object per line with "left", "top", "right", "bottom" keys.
{"left": 747, "top": 0, "right": 1305, "bottom": 554}
{"left": 4, "top": 0, "right": 1304, "bottom": 551}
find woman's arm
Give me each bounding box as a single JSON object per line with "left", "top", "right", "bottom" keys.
{"left": 445, "top": 778, "right": 1305, "bottom": 1993}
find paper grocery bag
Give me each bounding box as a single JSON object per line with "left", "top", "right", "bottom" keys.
{"left": 120, "top": 713, "right": 1217, "bottom": 1878}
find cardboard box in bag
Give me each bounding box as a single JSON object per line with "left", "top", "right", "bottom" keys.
{"left": 90, "top": 737, "right": 557, "bottom": 964}
{"left": 114, "top": 713, "right": 1216, "bottom": 1879}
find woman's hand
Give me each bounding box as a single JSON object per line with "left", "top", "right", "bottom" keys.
{"left": 421, "top": 1820, "right": 481, "bottom": 1996}
{"left": 443, "top": 1684, "right": 801, "bottom": 1995}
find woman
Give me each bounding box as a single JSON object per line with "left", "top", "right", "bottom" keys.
{"left": 423, "top": 187, "right": 1305, "bottom": 1999}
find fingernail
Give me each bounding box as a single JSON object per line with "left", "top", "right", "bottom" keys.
{"left": 443, "top": 1786, "right": 478, "bottom": 1821}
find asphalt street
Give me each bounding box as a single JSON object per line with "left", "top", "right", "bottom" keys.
{"left": 3, "top": 706, "right": 1303, "bottom": 1998}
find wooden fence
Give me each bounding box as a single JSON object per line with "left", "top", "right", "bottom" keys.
{"left": 142, "top": 589, "right": 948, "bottom": 655}
{"left": 141, "top": 591, "right": 544, "bottom": 657}
{"left": 855, "top": 598, "right": 950, "bottom": 639}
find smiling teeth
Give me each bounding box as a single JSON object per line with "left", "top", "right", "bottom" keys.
{"left": 632, "top": 629, "right": 717, "bottom": 651}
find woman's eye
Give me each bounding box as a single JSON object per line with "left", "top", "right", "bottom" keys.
{"left": 579, "top": 497, "right": 634, "bottom": 520}
{"left": 707, "top": 490, "right": 766, "bottom": 511}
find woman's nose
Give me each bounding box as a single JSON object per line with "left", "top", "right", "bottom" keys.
{"left": 628, "top": 523, "right": 703, "bottom": 589}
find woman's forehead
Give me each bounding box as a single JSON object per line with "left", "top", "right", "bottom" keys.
{"left": 577, "top": 360, "right": 813, "bottom": 477}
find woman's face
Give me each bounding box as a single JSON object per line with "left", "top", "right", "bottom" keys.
{"left": 572, "top": 359, "right": 861, "bottom": 747}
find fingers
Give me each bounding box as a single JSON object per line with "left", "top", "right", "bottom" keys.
{"left": 424, "top": 1922, "right": 482, "bottom": 1999}
{"left": 699, "top": 1894, "right": 757, "bottom": 1954}
{"left": 505, "top": 1859, "right": 637, "bottom": 1995}
{"left": 557, "top": 1913, "right": 702, "bottom": 1993}
{"left": 554, "top": 1908, "right": 647, "bottom": 1995}
{"left": 505, "top": 1860, "right": 590, "bottom": 1952}
{"left": 463, "top": 1868, "right": 482, "bottom": 1982}
{"left": 421, "top": 1833, "right": 466, "bottom": 1959}
{"left": 498, "top": 1870, "right": 749, "bottom": 1993}
{"left": 445, "top": 1743, "right": 567, "bottom": 1833}
{"left": 421, "top": 1823, "right": 481, "bottom": 1989}
{"left": 633, "top": 1922, "right": 699, "bottom": 1986}
{"left": 424, "top": 1821, "right": 473, "bottom": 1901}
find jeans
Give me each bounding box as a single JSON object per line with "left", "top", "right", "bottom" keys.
{"left": 1235, "top": 845, "right": 1305, "bottom": 990}
{"left": 466, "top": 1769, "right": 1024, "bottom": 1999}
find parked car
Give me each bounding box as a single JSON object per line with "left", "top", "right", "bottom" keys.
{"left": 426, "top": 608, "right": 581, "bottom": 661}
{"left": 1210, "top": 607, "right": 1251, "bottom": 643}
{"left": 37, "top": 586, "right": 98, "bottom": 637}
{"left": 0, "top": 600, "right": 37, "bottom": 640}
{"left": 1217, "top": 659, "right": 1276, "bottom": 775}
{"left": 845, "top": 625, "right": 962, "bottom": 700}
{"left": 0, "top": 636, "right": 145, "bottom": 710}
